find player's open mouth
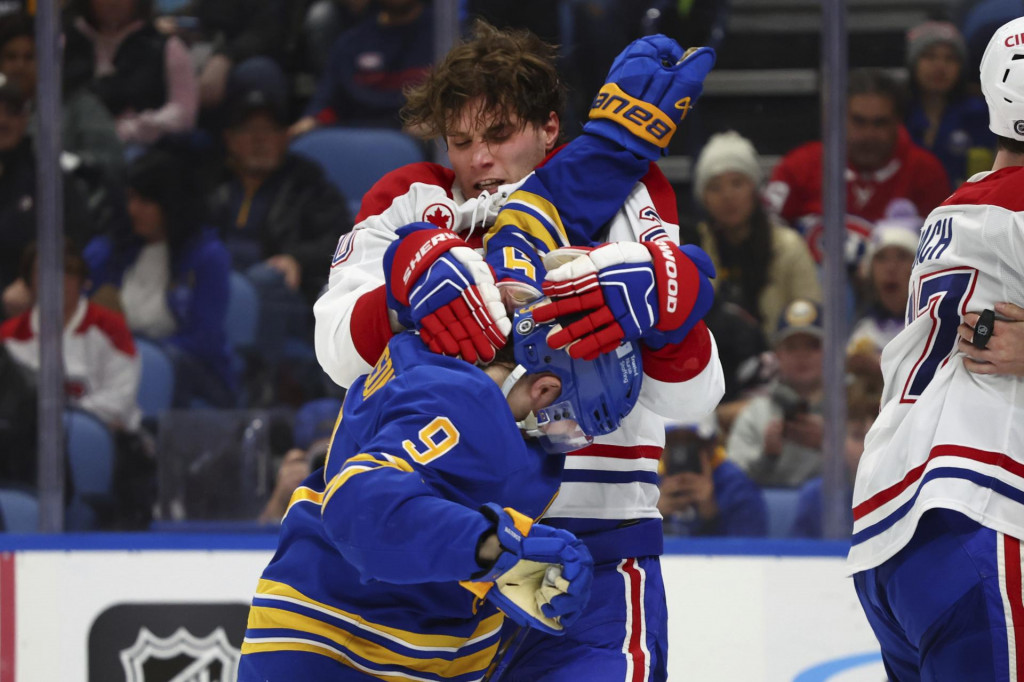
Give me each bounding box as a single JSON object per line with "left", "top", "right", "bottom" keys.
{"left": 475, "top": 179, "right": 504, "bottom": 192}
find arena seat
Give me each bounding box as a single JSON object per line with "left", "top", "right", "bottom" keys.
{"left": 0, "top": 488, "right": 39, "bottom": 532}
{"left": 290, "top": 127, "right": 426, "bottom": 217}
{"left": 64, "top": 409, "right": 117, "bottom": 530}
{"left": 135, "top": 337, "right": 175, "bottom": 420}
{"left": 762, "top": 487, "right": 803, "bottom": 538}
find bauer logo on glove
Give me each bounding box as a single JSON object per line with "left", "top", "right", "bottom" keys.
{"left": 584, "top": 35, "right": 716, "bottom": 160}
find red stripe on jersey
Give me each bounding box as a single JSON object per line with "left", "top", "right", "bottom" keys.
{"left": 77, "top": 303, "right": 137, "bottom": 357}
{"left": 853, "top": 444, "right": 1024, "bottom": 520}
{"left": 568, "top": 444, "right": 663, "bottom": 460}
{"left": 638, "top": 162, "right": 678, "bottom": 226}
{"left": 0, "top": 314, "right": 31, "bottom": 342}
{"left": 620, "top": 558, "right": 647, "bottom": 682}
{"left": 351, "top": 286, "right": 395, "bottom": 367}
{"left": 0, "top": 552, "right": 14, "bottom": 682}
{"left": 941, "top": 166, "right": 1024, "bottom": 212}
{"left": 356, "top": 163, "right": 456, "bottom": 223}
{"left": 1003, "top": 535, "right": 1024, "bottom": 681}
{"left": 640, "top": 322, "right": 711, "bottom": 383}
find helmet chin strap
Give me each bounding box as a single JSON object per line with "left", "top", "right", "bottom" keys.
{"left": 501, "top": 365, "right": 540, "bottom": 435}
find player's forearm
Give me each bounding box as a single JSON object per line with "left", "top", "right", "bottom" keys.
{"left": 638, "top": 327, "right": 725, "bottom": 421}
{"left": 321, "top": 465, "right": 493, "bottom": 583}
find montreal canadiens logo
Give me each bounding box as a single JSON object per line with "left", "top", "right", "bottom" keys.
{"left": 638, "top": 206, "right": 668, "bottom": 242}
{"left": 422, "top": 203, "right": 455, "bottom": 230}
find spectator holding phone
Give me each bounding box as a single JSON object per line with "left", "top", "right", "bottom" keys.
{"left": 658, "top": 417, "right": 768, "bottom": 537}
{"left": 727, "top": 299, "right": 825, "bottom": 487}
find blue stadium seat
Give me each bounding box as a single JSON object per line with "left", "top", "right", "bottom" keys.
{"left": 0, "top": 489, "right": 38, "bottom": 532}
{"left": 290, "top": 128, "right": 426, "bottom": 217}
{"left": 227, "top": 271, "right": 260, "bottom": 351}
{"left": 64, "top": 409, "right": 116, "bottom": 530}
{"left": 135, "top": 337, "right": 175, "bottom": 420}
{"left": 762, "top": 487, "right": 803, "bottom": 538}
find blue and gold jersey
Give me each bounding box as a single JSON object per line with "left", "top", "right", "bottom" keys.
{"left": 241, "top": 333, "right": 563, "bottom": 681}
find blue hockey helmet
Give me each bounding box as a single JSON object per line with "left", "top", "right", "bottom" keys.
{"left": 504, "top": 301, "right": 643, "bottom": 453}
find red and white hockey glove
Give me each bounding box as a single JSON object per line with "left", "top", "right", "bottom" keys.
{"left": 383, "top": 223, "right": 511, "bottom": 364}
{"left": 534, "top": 241, "right": 715, "bottom": 360}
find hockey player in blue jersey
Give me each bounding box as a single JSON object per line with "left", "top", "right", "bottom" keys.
{"left": 314, "top": 27, "right": 723, "bottom": 681}
{"left": 238, "top": 300, "right": 644, "bottom": 681}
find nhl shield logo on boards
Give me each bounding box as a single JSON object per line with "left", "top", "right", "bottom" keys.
{"left": 119, "top": 626, "right": 239, "bottom": 682}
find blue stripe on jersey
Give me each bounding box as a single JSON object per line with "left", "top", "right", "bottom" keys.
{"left": 852, "top": 467, "right": 1024, "bottom": 545}
{"left": 560, "top": 469, "right": 660, "bottom": 485}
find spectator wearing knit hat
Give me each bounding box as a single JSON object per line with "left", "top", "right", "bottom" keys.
{"left": 905, "top": 20, "right": 995, "bottom": 185}
{"left": 692, "top": 130, "right": 821, "bottom": 339}
{"left": 847, "top": 218, "right": 921, "bottom": 359}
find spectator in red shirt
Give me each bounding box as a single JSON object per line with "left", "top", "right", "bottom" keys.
{"left": 765, "top": 69, "right": 950, "bottom": 264}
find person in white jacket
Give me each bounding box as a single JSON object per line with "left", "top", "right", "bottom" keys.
{"left": 1, "top": 241, "right": 141, "bottom": 434}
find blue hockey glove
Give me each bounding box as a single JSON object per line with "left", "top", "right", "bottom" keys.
{"left": 383, "top": 223, "right": 511, "bottom": 364}
{"left": 584, "top": 36, "right": 716, "bottom": 160}
{"left": 535, "top": 241, "right": 715, "bottom": 359}
{"left": 472, "top": 503, "right": 593, "bottom": 635}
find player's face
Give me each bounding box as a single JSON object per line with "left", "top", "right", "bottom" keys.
{"left": 0, "top": 101, "right": 27, "bottom": 152}
{"left": 847, "top": 94, "right": 900, "bottom": 172}
{"left": 0, "top": 36, "right": 36, "bottom": 99}
{"left": 914, "top": 43, "right": 961, "bottom": 96}
{"left": 870, "top": 245, "right": 914, "bottom": 315}
{"left": 702, "top": 171, "right": 758, "bottom": 232}
{"left": 127, "top": 190, "right": 167, "bottom": 243}
{"left": 445, "top": 99, "right": 559, "bottom": 199}
{"left": 225, "top": 112, "right": 288, "bottom": 176}
{"left": 775, "top": 333, "right": 823, "bottom": 391}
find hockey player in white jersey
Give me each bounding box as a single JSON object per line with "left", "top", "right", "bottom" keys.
{"left": 313, "top": 23, "right": 723, "bottom": 682}
{"left": 849, "top": 17, "right": 1024, "bottom": 681}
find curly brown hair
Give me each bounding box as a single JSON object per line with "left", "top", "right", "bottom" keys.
{"left": 402, "top": 20, "right": 566, "bottom": 141}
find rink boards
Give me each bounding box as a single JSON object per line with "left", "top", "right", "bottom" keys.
{"left": 0, "top": 535, "right": 885, "bottom": 681}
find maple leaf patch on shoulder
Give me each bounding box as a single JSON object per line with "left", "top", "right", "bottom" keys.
{"left": 422, "top": 203, "right": 455, "bottom": 230}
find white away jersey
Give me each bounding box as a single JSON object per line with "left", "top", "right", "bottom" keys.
{"left": 848, "top": 166, "right": 1024, "bottom": 573}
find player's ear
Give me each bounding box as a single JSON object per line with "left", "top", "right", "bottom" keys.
{"left": 529, "top": 375, "right": 562, "bottom": 411}
{"left": 541, "top": 111, "right": 559, "bottom": 151}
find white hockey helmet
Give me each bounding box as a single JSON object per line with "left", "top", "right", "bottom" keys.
{"left": 979, "top": 17, "right": 1024, "bottom": 141}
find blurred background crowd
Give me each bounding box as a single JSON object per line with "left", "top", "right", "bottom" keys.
{"left": 0, "top": 0, "right": 1013, "bottom": 536}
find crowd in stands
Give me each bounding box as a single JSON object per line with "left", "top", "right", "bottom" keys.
{"left": 0, "top": 0, "right": 1001, "bottom": 535}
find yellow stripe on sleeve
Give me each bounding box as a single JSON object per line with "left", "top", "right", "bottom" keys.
{"left": 321, "top": 455, "right": 415, "bottom": 509}
{"left": 282, "top": 486, "right": 325, "bottom": 519}
{"left": 484, "top": 190, "right": 569, "bottom": 253}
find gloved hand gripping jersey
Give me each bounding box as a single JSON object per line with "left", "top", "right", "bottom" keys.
{"left": 470, "top": 503, "right": 593, "bottom": 635}
{"left": 534, "top": 242, "right": 716, "bottom": 360}
{"left": 383, "top": 223, "right": 511, "bottom": 363}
